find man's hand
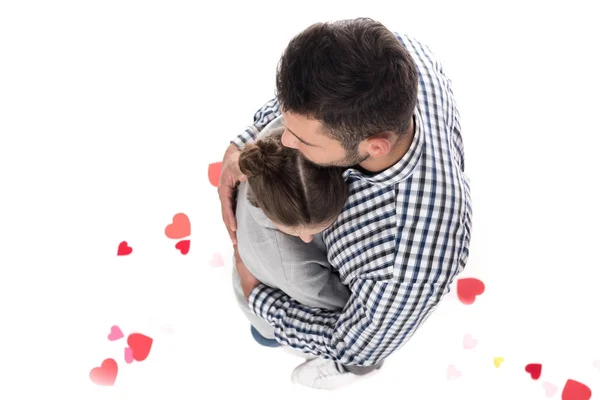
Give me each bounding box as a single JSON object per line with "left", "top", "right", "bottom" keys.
{"left": 233, "top": 245, "right": 260, "bottom": 301}
{"left": 218, "top": 143, "right": 247, "bottom": 245}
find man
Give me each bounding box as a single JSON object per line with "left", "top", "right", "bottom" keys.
{"left": 218, "top": 18, "right": 472, "bottom": 389}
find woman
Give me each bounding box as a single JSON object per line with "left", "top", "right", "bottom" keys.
{"left": 232, "top": 116, "right": 350, "bottom": 348}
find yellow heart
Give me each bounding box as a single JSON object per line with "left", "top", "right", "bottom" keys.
{"left": 494, "top": 357, "right": 504, "bottom": 368}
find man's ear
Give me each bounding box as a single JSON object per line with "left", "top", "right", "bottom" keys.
{"left": 364, "top": 133, "right": 394, "bottom": 157}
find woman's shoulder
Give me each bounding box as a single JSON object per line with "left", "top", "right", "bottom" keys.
{"left": 236, "top": 181, "right": 277, "bottom": 230}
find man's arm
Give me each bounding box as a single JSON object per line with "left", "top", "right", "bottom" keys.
{"left": 230, "top": 97, "right": 281, "bottom": 150}
{"left": 448, "top": 87, "right": 465, "bottom": 173}
{"left": 247, "top": 276, "right": 442, "bottom": 367}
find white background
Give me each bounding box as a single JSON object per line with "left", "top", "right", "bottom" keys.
{"left": 1, "top": 1, "right": 599, "bottom": 399}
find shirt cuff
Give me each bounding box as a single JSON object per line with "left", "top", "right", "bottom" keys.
{"left": 248, "top": 283, "right": 288, "bottom": 322}
{"left": 231, "top": 125, "right": 259, "bottom": 150}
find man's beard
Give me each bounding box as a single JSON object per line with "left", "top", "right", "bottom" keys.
{"left": 306, "top": 149, "right": 369, "bottom": 168}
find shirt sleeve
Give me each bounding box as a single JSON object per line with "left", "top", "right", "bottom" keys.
{"left": 247, "top": 276, "right": 441, "bottom": 367}
{"left": 231, "top": 97, "right": 282, "bottom": 150}
{"left": 443, "top": 74, "right": 465, "bottom": 172}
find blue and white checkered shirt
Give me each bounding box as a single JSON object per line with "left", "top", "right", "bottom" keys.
{"left": 231, "top": 32, "right": 472, "bottom": 367}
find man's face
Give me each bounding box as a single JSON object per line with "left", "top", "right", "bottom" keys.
{"left": 281, "top": 111, "right": 368, "bottom": 167}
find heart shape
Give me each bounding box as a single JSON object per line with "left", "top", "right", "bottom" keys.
{"left": 446, "top": 364, "right": 461, "bottom": 380}
{"left": 542, "top": 381, "right": 558, "bottom": 398}
{"left": 456, "top": 278, "right": 485, "bottom": 305}
{"left": 89, "top": 358, "right": 118, "bottom": 386}
{"left": 165, "top": 213, "right": 191, "bottom": 239}
{"left": 525, "top": 363, "right": 542, "bottom": 380}
{"left": 493, "top": 357, "right": 504, "bottom": 368}
{"left": 208, "top": 162, "right": 222, "bottom": 187}
{"left": 561, "top": 379, "right": 592, "bottom": 400}
{"left": 592, "top": 359, "right": 600, "bottom": 370}
{"left": 176, "top": 240, "right": 190, "bottom": 255}
{"left": 124, "top": 347, "right": 134, "bottom": 364}
{"left": 107, "top": 325, "right": 124, "bottom": 341}
{"left": 127, "top": 333, "right": 153, "bottom": 362}
{"left": 209, "top": 252, "right": 224, "bottom": 267}
{"left": 462, "top": 333, "right": 477, "bottom": 349}
{"left": 117, "top": 241, "right": 132, "bottom": 256}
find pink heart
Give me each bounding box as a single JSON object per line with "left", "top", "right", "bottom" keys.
{"left": 209, "top": 252, "right": 224, "bottom": 267}
{"left": 165, "top": 213, "right": 191, "bottom": 239}
{"left": 456, "top": 277, "right": 485, "bottom": 305}
{"left": 462, "top": 333, "right": 478, "bottom": 349}
{"left": 542, "top": 382, "right": 558, "bottom": 398}
{"left": 593, "top": 359, "right": 600, "bottom": 370}
{"left": 107, "top": 325, "right": 124, "bottom": 341}
{"left": 562, "top": 379, "right": 592, "bottom": 400}
{"left": 175, "top": 239, "right": 190, "bottom": 255}
{"left": 447, "top": 364, "right": 462, "bottom": 380}
{"left": 124, "top": 347, "right": 134, "bottom": 364}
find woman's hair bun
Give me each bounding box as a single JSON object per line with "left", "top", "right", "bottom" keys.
{"left": 238, "top": 134, "right": 286, "bottom": 179}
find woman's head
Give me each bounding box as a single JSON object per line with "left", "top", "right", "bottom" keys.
{"left": 238, "top": 128, "right": 348, "bottom": 243}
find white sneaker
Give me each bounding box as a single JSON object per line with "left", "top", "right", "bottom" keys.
{"left": 290, "top": 357, "right": 380, "bottom": 390}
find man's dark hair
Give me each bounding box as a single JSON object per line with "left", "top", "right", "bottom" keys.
{"left": 276, "top": 17, "right": 419, "bottom": 151}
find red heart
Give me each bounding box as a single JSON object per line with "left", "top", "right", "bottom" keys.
{"left": 176, "top": 240, "right": 190, "bottom": 255}
{"left": 117, "top": 241, "right": 132, "bottom": 256}
{"left": 89, "top": 358, "right": 118, "bottom": 386}
{"left": 164, "top": 213, "right": 191, "bottom": 239}
{"left": 127, "top": 333, "right": 153, "bottom": 362}
{"left": 208, "top": 162, "right": 222, "bottom": 187}
{"left": 525, "top": 363, "right": 542, "bottom": 380}
{"left": 456, "top": 278, "right": 485, "bottom": 304}
{"left": 562, "top": 379, "right": 592, "bottom": 400}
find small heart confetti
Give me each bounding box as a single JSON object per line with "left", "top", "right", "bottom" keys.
{"left": 165, "top": 213, "right": 191, "bottom": 239}
{"left": 494, "top": 357, "right": 504, "bottom": 368}
{"left": 542, "top": 381, "right": 558, "bottom": 398}
{"left": 593, "top": 359, "right": 600, "bottom": 370}
{"left": 175, "top": 240, "right": 190, "bottom": 255}
{"left": 209, "top": 252, "right": 224, "bottom": 267}
{"left": 208, "top": 162, "right": 222, "bottom": 187}
{"left": 525, "top": 363, "right": 542, "bottom": 380}
{"left": 117, "top": 241, "right": 132, "bottom": 256}
{"left": 561, "top": 379, "right": 592, "bottom": 400}
{"left": 462, "top": 334, "right": 478, "bottom": 349}
{"left": 124, "top": 347, "right": 134, "bottom": 364}
{"left": 107, "top": 325, "right": 124, "bottom": 341}
{"left": 89, "top": 358, "right": 118, "bottom": 386}
{"left": 456, "top": 278, "right": 485, "bottom": 305}
{"left": 127, "top": 333, "right": 153, "bottom": 362}
{"left": 446, "top": 364, "right": 461, "bottom": 380}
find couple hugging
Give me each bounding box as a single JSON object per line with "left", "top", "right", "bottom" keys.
{"left": 217, "top": 17, "right": 472, "bottom": 390}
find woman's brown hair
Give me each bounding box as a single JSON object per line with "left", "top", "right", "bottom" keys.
{"left": 238, "top": 129, "right": 348, "bottom": 228}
